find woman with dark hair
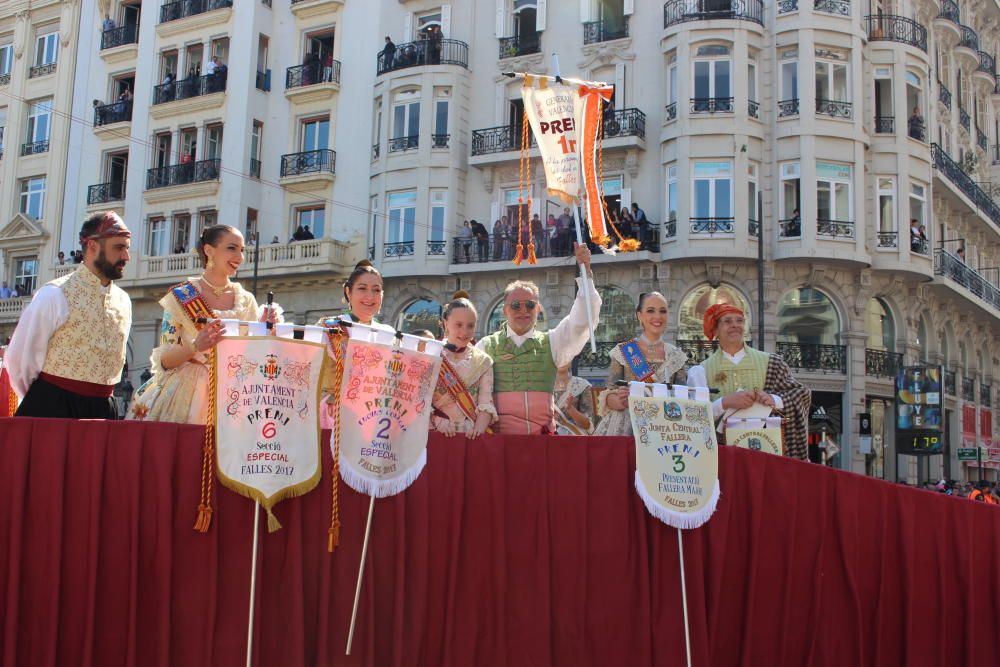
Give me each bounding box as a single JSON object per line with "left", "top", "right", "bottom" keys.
{"left": 592, "top": 292, "right": 688, "bottom": 437}
{"left": 126, "top": 225, "right": 281, "bottom": 423}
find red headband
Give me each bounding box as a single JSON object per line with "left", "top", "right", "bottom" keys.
{"left": 703, "top": 303, "right": 745, "bottom": 340}
{"left": 81, "top": 212, "right": 131, "bottom": 243}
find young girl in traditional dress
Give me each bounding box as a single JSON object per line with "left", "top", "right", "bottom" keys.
{"left": 552, "top": 363, "right": 595, "bottom": 435}
{"left": 430, "top": 291, "right": 496, "bottom": 437}
{"left": 593, "top": 291, "right": 688, "bottom": 436}
{"left": 127, "top": 225, "right": 280, "bottom": 424}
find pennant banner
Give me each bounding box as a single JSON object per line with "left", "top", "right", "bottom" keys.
{"left": 576, "top": 83, "right": 614, "bottom": 246}
{"left": 337, "top": 331, "right": 442, "bottom": 497}
{"left": 521, "top": 79, "right": 582, "bottom": 203}
{"left": 214, "top": 336, "right": 326, "bottom": 531}
{"left": 630, "top": 392, "right": 721, "bottom": 529}
{"left": 725, "top": 419, "right": 784, "bottom": 457}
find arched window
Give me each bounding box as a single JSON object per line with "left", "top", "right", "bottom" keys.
{"left": 865, "top": 298, "right": 895, "bottom": 352}
{"left": 396, "top": 298, "right": 442, "bottom": 337}
{"left": 777, "top": 288, "right": 840, "bottom": 345}
{"left": 594, "top": 286, "right": 635, "bottom": 343}
{"left": 677, "top": 283, "right": 751, "bottom": 340}
{"left": 485, "top": 298, "right": 547, "bottom": 336}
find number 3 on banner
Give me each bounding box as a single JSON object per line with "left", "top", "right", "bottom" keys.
{"left": 672, "top": 455, "right": 686, "bottom": 473}
{"left": 375, "top": 418, "right": 391, "bottom": 440}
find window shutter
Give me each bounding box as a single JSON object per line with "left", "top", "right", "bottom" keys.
{"left": 442, "top": 5, "right": 452, "bottom": 38}
{"left": 404, "top": 13, "right": 413, "bottom": 42}
{"left": 580, "top": 0, "right": 590, "bottom": 22}
{"left": 495, "top": 0, "right": 506, "bottom": 36}
{"left": 537, "top": 0, "right": 547, "bottom": 30}
{"left": 624, "top": 0, "right": 634, "bottom": 15}
{"left": 620, "top": 187, "right": 632, "bottom": 210}
{"left": 615, "top": 64, "right": 625, "bottom": 109}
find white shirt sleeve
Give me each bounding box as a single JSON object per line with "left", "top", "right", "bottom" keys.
{"left": 6, "top": 285, "right": 68, "bottom": 397}
{"left": 549, "top": 276, "right": 602, "bottom": 369}
{"left": 686, "top": 364, "right": 724, "bottom": 419}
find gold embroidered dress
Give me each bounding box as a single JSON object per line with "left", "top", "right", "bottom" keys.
{"left": 431, "top": 346, "right": 497, "bottom": 433}
{"left": 127, "top": 280, "right": 263, "bottom": 424}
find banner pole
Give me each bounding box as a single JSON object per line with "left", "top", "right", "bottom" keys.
{"left": 245, "top": 501, "right": 261, "bottom": 667}
{"left": 345, "top": 494, "right": 376, "bottom": 655}
{"left": 677, "top": 528, "right": 693, "bottom": 667}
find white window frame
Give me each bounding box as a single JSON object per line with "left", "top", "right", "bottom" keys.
{"left": 909, "top": 181, "right": 926, "bottom": 232}
{"left": 295, "top": 206, "right": 325, "bottom": 238}
{"left": 691, "top": 161, "right": 733, "bottom": 222}
{"left": 27, "top": 100, "right": 52, "bottom": 144}
{"left": 747, "top": 163, "right": 759, "bottom": 224}
{"left": 0, "top": 44, "right": 12, "bottom": 76}
{"left": 429, "top": 190, "right": 447, "bottom": 242}
{"left": 780, "top": 49, "right": 798, "bottom": 105}
{"left": 434, "top": 95, "right": 449, "bottom": 145}
{"left": 815, "top": 162, "right": 852, "bottom": 222}
{"left": 666, "top": 165, "right": 678, "bottom": 222}
{"left": 19, "top": 177, "right": 45, "bottom": 219}
{"left": 250, "top": 121, "right": 262, "bottom": 161}
{"left": 148, "top": 217, "right": 167, "bottom": 257}
{"left": 386, "top": 191, "right": 417, "bottom": 246}
{"left": 13, "top": 256, "right": 39, "bottom": 294}
{"left": 300, "top": 116, "right": 330, "bottom": 152}
{"left": 877, "top": 177, "right": 895, "bottom": 239}
{"left": 692, "top": 45, "right": 732, "bottom": 106}
{"left": 34, "top": 33, "right": 58, "bottom": 67}
{"left": 780, "top": 162, "right": 800, "bottom": 224}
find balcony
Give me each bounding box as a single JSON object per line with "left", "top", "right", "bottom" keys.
{"left": 371, "top": 143, "right": 380, "bottom": 161}
{"left": 159, "top": 0, "right": 232, "bottom": 24}
{"left": 29, "top": 63, "right": 56, "bottom": 79}
{"left": 499, "top": 33, "right": 540, "bottom": 59}
{"left": 934, "top": 249, "right": 1000, "bottom": 312}
{"left": 576, "top": 342, "right": 618, "bottom": 369}
{"left": 602, "top": 108, "right": 646, "bottom": 141}
{"left": 977, "top": 128, "right": 988, "bottom": 152}
{"left": 284, "top": 61, "right": 341, "bottom": 103}
{"left": 151, "top": 73, "right": 226, "bottom": 118}
{"left": 778, "top": 99, "right": 799, "bottom": 117}
{"left": 690, "top": 97, "right": 734, "bottom": 114}
{"left": 864, "top": 15, "right": 927, "bottom": 53}
{"left": 817, "top": 219, "right": 855, "bottom": 239}
{"left": 962, "top": 377, "right": 975, "bottom": 402}
{"left": 748, "top": 100, "right": 759, "bottom": 118}
{"left": 975, "top": 52, "right": 996, "bottom": 86}
{"left": 876, "top": 231, "right": 898, "bottom": 248}
{"left": 945, "top": 370, "right": 956, "bottom": 396}
{"left": 935, "top": 0, "right": 960, "bottom": 29}
{"left": 775, "top": 342, "right": 847, "bottom": 374}
{"left": 665, "top": 103, "right": 677, "bottom": 121}
{"left": 814, "top": 0, "right": 850, "bottom": 16}
{"left": 451, "top": 224, "right": 660, "bottom": 265}
{"left": 384, "top": 242, "right": 415, "bottom": 259}
{"left": 939, "top": 83, "right": 952, "bottom": 109}
{"left": 0, "top": 297, "right": 30, "bottom": 324}
{"left": 87, "top": 181, "right": 126, "bottom": 206}
{"left": 388, "top": 135, "right": 419, "bottom": 153}
{"left": 145, "top": 159, "right": 220, "bottom": 203}
{"left": 778, "top": 0, "right": 798, "bottom": 13}
{"left": 955, "top": 26, "right": 979, "bottom": 69}
{"left": 690, "top": 217, "right": 734, "bottom": 235}
{"left": 959, "top": 107, "right": 971, "bottom": 132}
{"left": 931, "top": 143, "right": 1000, "bottom": 228}
{"left": 874, "top": 116, "right": 894, "bottom": 134}
{"left": 432, "top": 134, "right": 450, "bottom": 149}
{"left": 816, "top": 99, "right": 853, "bottom": 119}
{"left": 376, "top": 39, "right": 469, "bottom": 76}
{"left": 471, "top": 125, "right": 534, "bottom": 157}
{"left": 749, "top": 219, "right": 760, "bottom": 238}
{"left": 279, "top": 149, "right": 336, "bottom": 186}
{"left": 677, "top": 339, "right": 737, "bottom": 365}
{"left": 426, "top": 240, "right": 447, "bottom": 257}
{"left": 779, "top": 218, "right": 801, "bottom": 237}
{"left": 865, "top": 348, "right": 903, "bottom": 378}
{"left": 94, "top": 100, "right": 132, "bottom": 128}
{"left": 663, "top": 0, "right": 764, "bottom": 28}
{"left": 583, "top": 19, "right": 629, "bottom": 44}
{"left": 100, "top": 24, "right": 139, "bottom": 52}
{"left": 21, "top": 141, "right": 48, "bottom": 157}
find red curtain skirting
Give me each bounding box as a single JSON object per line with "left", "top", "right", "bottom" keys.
{"left": 1, "top": 417, "right": 999, "bottom": 667}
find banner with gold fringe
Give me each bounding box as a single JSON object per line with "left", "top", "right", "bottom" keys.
{"left": 212, "top": 336, "right": 326, "bottom": 532}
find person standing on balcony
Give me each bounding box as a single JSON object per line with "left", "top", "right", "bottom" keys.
{"left": 323, "top": 52, "right": 334, "bottom": 83}
{"left": 382, "top": 36, "right": 396, "bottom": 71}
{"left": 492, "top": 218, "right": 505, "bottom": 260}
{"left": 102, "top": 14, "right": 115, "bottom": 33}
{"left": 301, "top": 225, "right": 315, "bottom": 240}
{"left": 593, "top": 292, "right": 689, "bottom": 437}
{"left": 6, "top": 212, "right": 132, "bottom": 419}
{"left": 459, "top": 220, "right": 474, "bottom": 262}
{"left": 476, "top": 243, "right": 602, "bottom": 434}
{"left": 908, "top": 106, "right": 925, "bottom": 141}
{"left": 687, "top": 304, "right": 811, "bottom": 460}
{"left": 470, "top": 219, "right": 489, "bottom": 262}
{"left": 126, "top": 225, "right": 280, "bottom": 424}
{"left": 0, "top": 282, "right": 11, "bottom": 299}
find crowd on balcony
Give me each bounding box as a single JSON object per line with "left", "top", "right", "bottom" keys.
{"left": 380, "top": 25, "right": 444, "bottom": 72}
{"left": 93, "top": 87, "right": 133, "bottom": 126}
{"left": 909, "top": 219, "right": 929, "bottom": 254}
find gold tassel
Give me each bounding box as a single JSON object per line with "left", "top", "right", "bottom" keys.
{"left": 193, "top": 350, "right": 218, "bottom": 533}
{"left": 194, "top": 504, "right": 213, "bottom": 532}
{"left": 328, "top": 522, "right": 341, "bottom": 552}
{"left": 266, "top": 508, "right": 282, "bottom": 533}
{"left": 527, "top": 242, "right": 537, "bottom": 264}
{"left": 328, "top": 331, "right": 346, "bottom": 553}
{"left": 512, "top": 243, "right": 524, "bottom": 265}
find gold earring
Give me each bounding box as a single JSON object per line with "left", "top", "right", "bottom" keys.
{"left": 207, "top": 258, "right": 215, "bottom": 270}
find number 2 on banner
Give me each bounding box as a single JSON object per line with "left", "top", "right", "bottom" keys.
{"left": 375, "top": 418, "right": 391, "bottom": 440}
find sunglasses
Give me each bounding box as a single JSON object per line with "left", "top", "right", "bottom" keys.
{"left": 507, "top": 300, "right": 537, "bottom": 312}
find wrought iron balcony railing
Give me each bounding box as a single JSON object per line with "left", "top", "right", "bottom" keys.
{"left": 993, "top": 144, "right": 1000, "bottom": 165}
{"left": 977, "top": 128, "right": 988, "bottom": 151}
{"left": 452, "top": 223, "right": 660, "bottom": 265}
{"left": 160, "top": 0, "right": 232, "bottom": 23}
{"left": 94, "top": 100, "right": 132, "bottom": 126}
{"left": 427, "top": 240, "right": 447, "bottom": 256}
{"left": 371, "top": 143, "right": 380, "bottom": 161}
{"left": 499, "top": 33, "right": 541, "bottom": 59}
{"left": 576, "top": 341, "right": 618, "bottom": 369}
{"left": 962, "top": 377, "right": 975, "bottom": 401}
{"left": 908, "top": 120, "right": 926, "bottom": 142}
{"left": 778, "top": 99, "right": 799, "bottom": 117}
{"left": 432, "top": 134, "right": 450, "bottom": 149}
{"left": 663, "top": 0, "right": 765, "bottom": 27}
{"left": 931, "top": 143, "right": 1000, "bottom": 228}
{"left": 934, "top": 248, "right": 1000, "bottom": 310}
{"left": 815, "top": 0, "right": 850, "bottom": 15}
{"left": 146, "top": 159, "right": 221, "bottom": 190}
{"left": 690, "top": 97, "right": 734, "bottom": 113}
{"left": 101, "top": 24, "right": 138, "bottom": 50}
{"left": 690, "top": 217, "right": 735, "bottom": 234}
{"left": 153, "top": 73, "right": 227, "bottom": 105}
{"left": 874, "top": 116, "right": 894, "bottom": 133}
{"left": 384, "top": 241, "right": 415, "bottom": 259}
{"left": 21, "top": 140, "right": 49, "bottom": 156}
{"left": 29, "top": 63, "right": 56, "bottom": 79}
{"left": 959, "top": 25, "right": 979, "bottom": 52}
{"left": 817, "top": 218, "right": 855, "bottom": 238}
{"left": 748, "top": 100, "right": 759, "bottom": 118}
{"left": 939, "top": 83, "right": 952, "bottom": 109}
{"left": 776, "top": 342, "right": 847, "bottom": 373}
{"left": 377, "top": 39, "right": 469, "bottom": 75}
{"left": 87, "top": 181, "right": 126, "bottom": 205}
{"left": 912, "top": 237, "right": 929, "bottom": 255}
{"left": 286, "top": 60, "right": 340, "bottom": 89}
{"left": 0, "top": 73, "right": 8, "bottom": 86}
{"left": 749, "top": 219, "right": 760, "bottom": 238}
{"left": 865, "top": 348, "right": 903, "bottom": 378}
{"left": 877, "top": 231, "right": 898, "bottom": 248}
{"left": 602, "top": 108, "right": 646, "bottom": 139}
{"left": 778, "top": 0, "right": 798, "bottom": 12}
{"left": 977, "top": 52, "right": 996, "bottom": 78}
{"left": 937, "top": 0, "right": 960, "bottom": 24}
{"left": 945, "top": 370, "right": 956, "bottom": 396}
{"left": 583, "top": 19, "right": 629, "bottom": 44}
{"left": 388, "top": 135, "right": 419, "bottom": 153}
{"left": 471, "top": 125, "right": 535, "bottom": 156}
{"left": 663, "top": 220, "right": 677, "bottom": 238}
{"left": 864, "top": 15, "right": 927, "bottom": 52}
{"left": 665, "top": 102, "right": 677, "bottom": 121}
{"left": 779, "top": 218, "right": 801, "bottom": 237}
{"left": 280, "top": 149, "right": 335, "bottom": 178}
{"left": 959, "top": 107, "right": 971, "bottom": 131}
{"left": 249, "top": 158, "right": 261, "bottom": 179}
{"left": 816, "top": 98, "right": 853, "bottom": 119}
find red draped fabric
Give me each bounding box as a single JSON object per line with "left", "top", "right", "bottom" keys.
{"left": 1, "top": 418, "right": 999, "bottom": 666}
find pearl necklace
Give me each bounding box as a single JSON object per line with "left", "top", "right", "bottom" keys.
{"left": 200, "top": 274, "right": 232, "bottom": 297}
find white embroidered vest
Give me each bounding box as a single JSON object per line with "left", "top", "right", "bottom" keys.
{"left": 40, "top": 266, "right": 131, "bottom": 385}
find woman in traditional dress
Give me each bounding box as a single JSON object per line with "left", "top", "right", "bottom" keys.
{"left": 127, "top": 225, "right": 280, "bottom": 424}
{"left": 593, "top": 291, "right": 689, "bottom": 436}
{"left": 552, "top": 363, "right": 595, "bottom": 435}
{"left": 431, "top": 291, "right": 496, "bottom": 438}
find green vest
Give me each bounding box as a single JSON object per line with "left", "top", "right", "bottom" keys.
{"left": 700, "top": 346, "right": 770, "bottom": 394}
{"left": 480, "top": 328, "right": 557, "bottom": 393}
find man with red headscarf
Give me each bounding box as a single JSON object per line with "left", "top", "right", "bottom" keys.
{"left": 7, "top": 211, "right": 132, "bottom": 419}
{"left": 687, "top": 303, "right": 811, "bottom": 460}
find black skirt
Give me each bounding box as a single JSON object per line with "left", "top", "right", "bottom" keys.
{"left": 15, "top": 376, "right": 117, "bottom": 420}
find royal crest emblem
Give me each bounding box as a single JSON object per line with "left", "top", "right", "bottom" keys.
{"left": 386, "top": 349, "right": 405, "bottom": 377}
{"left": 260, "top": 354, "right": 282, "bottom": 381}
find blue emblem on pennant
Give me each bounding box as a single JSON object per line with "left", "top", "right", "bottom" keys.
{"left": 621, "top": 340, "right": 653, "bottom": 381}
{"left": 172, "top": 282, "right": 198, "bottom": 303}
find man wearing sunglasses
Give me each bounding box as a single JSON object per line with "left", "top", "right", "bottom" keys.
{"left": 476, "top": 242, "right": 601, "bottom": 434}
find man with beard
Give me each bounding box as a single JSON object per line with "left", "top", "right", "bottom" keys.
{"left": 7, "top": 211, "right": 132, "bottom": 418}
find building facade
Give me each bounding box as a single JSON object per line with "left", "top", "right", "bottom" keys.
{"left": 0, "top": 0, "right": 995, "bottom": 483}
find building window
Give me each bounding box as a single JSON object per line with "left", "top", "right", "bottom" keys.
{"left": 677, "top": 283, "right": 750, "bottom": 341}
{"left": 747, "top": 163, "right": 759, "bottom": 228}
{"left": 26, "top": 99, "right": 51, "bottom": 144}
{"left": 780, "top": 162, "right": 800, "bottom": 236}
{"left": 816, "top": 162, "right": 852, "bottom": 227}
{"left": 433, "top": 94, "right": 449, "bottom": 148}
{"left": 815, "top": 48, "right": 850, "bottom": 117}
{"left": 748, "top": 58, "right": 758, "bottom": 117}
{"left": 205, "top": 124, "right": 223, "bottom": 160}
{"left": 250, "top": 121, "right": 262, "bottom": 176}
{"left": 246, "top": 208, "right": 258, "bottom": 242}
{"left": 594, "top": 286, "right": 636, "bottom": 344}
{"left": 874, "top": 68, "right": 893, "bottom": 133}
{"left": 909, "top": 182, "right": 926, "bottom": 231}
{"left": 866, "top": 298, "right": 896, "bottom": 352}
{"left": 13, "top": 257, "right": 38, "bottom": 295}
{"left": 667, "top": 53, "right": 677, "bottom": 115}
{"left": 877, "top": 177, "right": 894, "bottom": 235}
{"left": 0, "top": 44, "right": 12, "bottom": 76}
{"left": 295, "top": 206, "right": 324, "bottom": 239}
{"left": 777, "top": 288, "right": 841, "bottom": 346}
{"left": 666, "top": 165, "right": 678, "bottom": 223}
{"left": 692, "top": 45, "right": 731, "bottom": 112}
{"left": 34, "top": 33, "right": 58, "bottom": 67}
{"left": 19, "top": 177, "right": 45, "bottom": 219}
{"left": 391, "top": 90, "right": 420, "bottom": 150}
{"left": 429, "top": 190, "right": 447, "bottom": 242}
{"left": 172, "top": 214, "right": 192, "bottom": 253}
{"left": 691, "top": 162, "right": 732, "bottom": 229}
{"left": 905, "top": 72, "right": 925, "bottom": 140}
{"left": 301, "top": 117, "right": 329, "bottom": 152}
{"left": 148, "top": 217, "right": 167, "bottom": 257}
{"left": 387, "top": 191, "right": 416, "bottom": 245}
{"left": 396, "top": 299, "right": 442, "bottom": 337}
{"left": 200, "top": 210, "right": 218, "bottom": 236}
{"left": 780, "top": 49, "right": 798, "bottom": 115}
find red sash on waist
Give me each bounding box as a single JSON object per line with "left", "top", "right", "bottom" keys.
{"left": 38, "top": 372, "right": 114, "bottom": 398}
